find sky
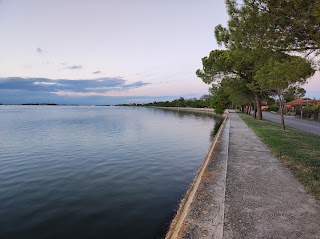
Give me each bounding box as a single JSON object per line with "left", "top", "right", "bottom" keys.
{"left": 0, "top": 0, "right": 319, "bottom": 105}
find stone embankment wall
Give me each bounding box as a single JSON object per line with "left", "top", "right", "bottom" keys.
{"left": 165, "top": 111, "right": 230, "bottom": 239}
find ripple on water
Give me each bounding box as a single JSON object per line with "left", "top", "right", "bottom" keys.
{"left": 0, "top": 106, "right": 219, "bottom": 239}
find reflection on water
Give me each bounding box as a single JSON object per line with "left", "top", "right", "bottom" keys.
{"left": 211, "top": 117, "right": 224, "bottom": 141}
{"left": 156, "top": 108, "right": 224, "bottom": 142}
{"left": 0, "top": 106, "right": 219, "bottom": 239}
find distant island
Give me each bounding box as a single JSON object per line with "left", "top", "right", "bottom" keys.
{"left": 21, "top": 103, "right": 58, "bottom": 105}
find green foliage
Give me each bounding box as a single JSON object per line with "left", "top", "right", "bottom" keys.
{"left": 254, "top": 54, "right": 314, "bottom": 129}
{"left": 196, "top": 48, "right": 270, "bottom": 119}
{"left": 196, "top": 49, "right": 264, "bottom": 98}
{"left": 196, "top": 50, "right": 232, "bottom": 84}
{"left": 143, "top": 95, "right": 211, "bottom": 108}
{"left": 283, "top": 86, "right": 306, "bottom": 102}
{"left": 197, "top": 0, "right": 318, "bottom": 121}
{"left": 220, "top": 76, "right": 254, "bottom": 107}
{"left": 217, "top": 0, "right": 320, "bottom": 52}
{"left": 269, "top": 106, "right": 279, "bottom": 112}
{"left": 312, "top": 105, "right": 320, "bottom": 120}
{"left": 254, "top": 55, "right": 315, "bottom": 95}
{"left": 296, "top": 104, "right": 320, "bottom": 120}
{"left": 210, "top": 84, "right": 231, "bottom": 115}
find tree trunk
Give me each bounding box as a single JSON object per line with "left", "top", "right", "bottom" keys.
{"left": 278, "top": 94, "right": 286, "bottom": 130}
{"left": 254, "top": 101, "right": 257, "bottom": 119}
{"left": 254, "top": 92, "right": 263, "bottom": 120}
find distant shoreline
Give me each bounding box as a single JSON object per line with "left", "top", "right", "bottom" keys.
{"left": 152, "top": 106, "right": 215, "bottom": 114}
{"left": 147, "top": 106, "right": 230, "bottom": 118}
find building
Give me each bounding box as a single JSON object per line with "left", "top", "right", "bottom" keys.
{"left": 284, "top": 98, "right": 320, "bottom": 112}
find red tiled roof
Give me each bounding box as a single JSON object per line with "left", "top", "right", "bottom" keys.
{"left": 285, "top": 98, "right": 311, "bottom": 106}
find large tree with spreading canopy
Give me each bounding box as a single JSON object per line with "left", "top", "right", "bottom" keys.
{"left": 197, "top": 0, "right": 317, "bottom": 121}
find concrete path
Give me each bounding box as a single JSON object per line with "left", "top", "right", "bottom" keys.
{"left": 262, "top": 111, "right": 320, "bottom": 136}
{"left": 166, "top": 111, "right": 320, "bottom": 239}
{"left": 224, "top": 112, "right": 320, "bottom": 238}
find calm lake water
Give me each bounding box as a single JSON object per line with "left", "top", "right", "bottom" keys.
{"left": 0, "top": 106, "right": 220, "bottom": 239}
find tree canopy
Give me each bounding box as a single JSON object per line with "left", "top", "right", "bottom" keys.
{"left": 283, "top": 86, "right": 306, "bottom": 103}
{"left": 143, "top": 96, "right": 211, "bottom": 108}
{"left": 196, "top": 48, "right": 274, "bottom": 119}
{"left": 196, "top": 0, "right": 317, "bottom": 124}
{"left": 254, "top": 54, "right": 314, "bottom": 129}
{"left": 215, "top": 0, "right": 320, "bottom": 53}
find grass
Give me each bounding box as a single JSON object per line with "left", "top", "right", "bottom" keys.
{"left": 238, "top": 113, "right": 320, "bottom": 202}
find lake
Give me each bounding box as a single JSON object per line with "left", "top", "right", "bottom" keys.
{"left": 0, "top": 106, "right": 220, "bottom": 239}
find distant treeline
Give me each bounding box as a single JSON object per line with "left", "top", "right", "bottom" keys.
{"left": 143, "top": 95, "right": 211, "bottom": 108}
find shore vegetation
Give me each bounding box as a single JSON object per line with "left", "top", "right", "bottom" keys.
{"left": 143, "top": 96, "right": 211, "bottom": 108}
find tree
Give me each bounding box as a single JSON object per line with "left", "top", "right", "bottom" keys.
{"left": 196, "top": 49, "right": 271, "bottom": 119}
{"left": 255, "top": 55, "right": 315, "bottom": 129}
{"left": 198, "top": 0, "right": 318, "bottom": 122}
{"left": 210, "top": 83, "right": 231, "bottom": 115}
{"left": 283, "top": 86, "right": 306, "bottom": 103}
{"left": 222, "top": 76, "right": 255, "bottom": 113}
{"left": 215, "top": 0, "right": 320, "bottom": 54}
{"left": 212, "top": 0, "right": 319, "bottom": 122}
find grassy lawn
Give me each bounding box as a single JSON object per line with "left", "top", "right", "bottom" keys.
{"left": 238, "top": 113, "right": 320, "bottom": 202}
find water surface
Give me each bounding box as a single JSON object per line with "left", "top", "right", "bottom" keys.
{"left": 0, "top": 106, "right": 220, "bottom": 239}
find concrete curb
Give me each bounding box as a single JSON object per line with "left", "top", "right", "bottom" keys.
{"left": 165, "top": 112, "right": 230, "bottom": 239}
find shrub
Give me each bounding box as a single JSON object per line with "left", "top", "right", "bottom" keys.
{"left": 269, "top": 106, "right": 279, "bottom": 112}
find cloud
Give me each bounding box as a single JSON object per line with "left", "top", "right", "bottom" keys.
{"left": 93, "top": 71, "right": 101, "bottom": 74}
{"left": 65, "top": 65, "right": 83, "bottom": 70}
{"left": 0, "top": 77, "right": 149, "bottom": 94}
{"left": 36, "top": 48, "right": 43, "bottom": 54}
{"left": 0, "top": 89, "right": 179, "bottom": 105}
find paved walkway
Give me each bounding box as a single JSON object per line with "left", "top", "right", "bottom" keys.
{"left": 224, "top": 112, "right": 320, "bottom": 238}
{"left": 167, "top": 112, "right": 320, "bottom": 239}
